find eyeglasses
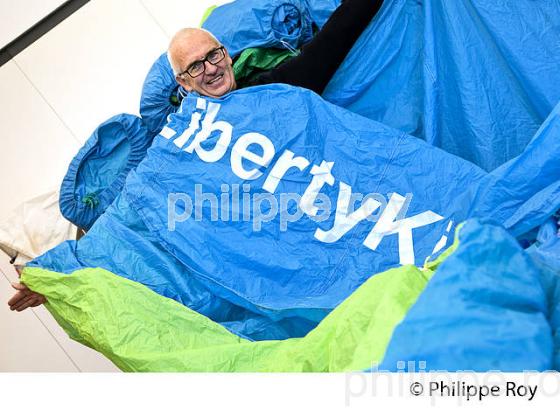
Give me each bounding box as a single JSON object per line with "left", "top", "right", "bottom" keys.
{"left": 178, "top": 46, "right": 226, "bottom": 78}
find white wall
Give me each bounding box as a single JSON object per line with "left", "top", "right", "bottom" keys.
{"left": 0, "top": 0, "right": 67, "bottom": 48}
{"left": 0, "top": 0, "right": 230, "bottom": 372}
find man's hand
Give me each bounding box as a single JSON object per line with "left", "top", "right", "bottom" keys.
{"left": 7, "top": 282, "right": 46, "bottom": 312}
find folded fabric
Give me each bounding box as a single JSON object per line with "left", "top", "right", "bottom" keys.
{"left": 0, "top": 190, "right": 76, "bottom": 269}
{"left": 139, "top": 53, "right": 182, "bottom": 137}
{"left": 203, "top": 0, "right": 315, "bottom": 57}
{"left": 22, "top": 255, "right": 434, "bottom": 372}
{"left": 379, "top": 220, "right": 553, "bottom": 371}
{"left": 59, "top": 114, "right": 150, "bottom": 230}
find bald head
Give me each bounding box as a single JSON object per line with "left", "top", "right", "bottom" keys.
{"left": 167, "top": 27, "right": 236, "bottom": 98}
{"left": 168, "top": 28, "right": 220, "bottom": 75}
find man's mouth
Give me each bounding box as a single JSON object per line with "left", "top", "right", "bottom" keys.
{"left": 207, "top": 74, "right": 224, "bottom": 85}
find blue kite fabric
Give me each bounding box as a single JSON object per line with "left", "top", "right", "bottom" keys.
{"left": 469, "top": 101, "right": 560, "bottom": 238}
{"left": 124, "top": 86, "right": 487, "bottom": 323}
{"left": 379, "top": 220, "right": 554, "bottom": 371}
{"left": 304, "top": 0, "right": 341, "bottom": 28}
{"left": 33, "top": 191, "right": 308, "bottom": 341}
{"left": 326, "top": 0, "right": 560, "bottom": 171}
{"left": 206, "top": 0, "right": 560, "bottom": 171}
{"left": 59, "top": 114, "right": 150, "bottom": 230}
{"left": 202, "top": 0, "right": 316, "bottom": 57}
{"left": 527, "top": 216, "right": 560, "bottom": 370}
{"left": 140, "top": 52, "right": 182, "bottom": 137}
{"left": 33, "top": 84, "right": 487, "bottom": 339}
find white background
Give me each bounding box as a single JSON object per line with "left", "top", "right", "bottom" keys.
{"left": 0, "top": 0, "right": 67, "bottom": 48}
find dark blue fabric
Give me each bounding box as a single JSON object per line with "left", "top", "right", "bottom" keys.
{"left": 59, "top": 114, "right": 150, "bottom": 230}
{"left": 379, "top": 220, "right": 553, "bottom": 371}
{"left": 140, "top": 52, "right": 181, "bottom": 137}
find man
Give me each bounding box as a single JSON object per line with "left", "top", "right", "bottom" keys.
{"left": 9, "top": 0, "right": 383, "bottom": 312}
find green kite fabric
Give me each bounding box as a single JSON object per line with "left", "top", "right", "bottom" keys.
{"left": 233, "top": 47, "right": 296, "bottom": 88}
{"left": 21, "top": 248, "right": 458, "bottom": 371}
{"left": 199, "top": 5, "right": 218, "bottom": 27}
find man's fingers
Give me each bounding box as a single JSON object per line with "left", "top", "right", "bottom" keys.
{"left": 8, "top": 291, "right": 28, "bottom": 307}
{"left": 30, "top": 300, "right": 41, "bottom": 308}
{"left": 14, "top": 297, "right": 38, "bottom": 312}
{"left": 10, "top": 294, "right": 33, "bottom": 311}
{"left": 11, "top": 294, "right": 40, "bottom": 311}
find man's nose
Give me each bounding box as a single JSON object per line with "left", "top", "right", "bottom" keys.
{"left": 204, "top": 60, "right": 218, "bottom": 75}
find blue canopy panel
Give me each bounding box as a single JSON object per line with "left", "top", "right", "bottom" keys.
{"left": 124, "top": 85, "right": 486, "bottom": 323}
{"left": 526, "top": 216, "right": 560, "bottom": 370}
{"left": 140, "top": 52, "right": 182, "bottom": 137}
{"left": 203, "top": 0, "right": 560, "bottom": 171}
{"left": 32, "top": 192, "right": 314, "bottom": 341}
{"left": 202, "top": 0, "right": 315, "bottom": 57}
{"left": 304, "top": 0, "right": 341, "bottom": 28}
{"left": 379, "top": 219, "right": 553, "bottom": 372}
{"left": 324, "top": 0, "right": 560, "bottom": 171}
{"left": 469, "top": 100, "right": 560, "bottom": 238}
{"left": 34, "top": 85, "right": 486, "bottom": 339}
{"left": 59, "top": 114, "right": 150, "bottom": 230}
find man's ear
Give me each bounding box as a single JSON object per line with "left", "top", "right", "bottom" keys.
{"left": 176, "top": 75, "right": 192, "bottom": 92}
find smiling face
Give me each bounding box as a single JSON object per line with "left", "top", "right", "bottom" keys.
{"left": 169, "top": 28, "right": 236, "bottom": 98}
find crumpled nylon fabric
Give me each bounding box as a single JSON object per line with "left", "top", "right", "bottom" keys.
{"left": 139, "top": 53, "right": 182, "bottom": 137}
{"left": 0, "top": 190, "right": 76, "bottom": 268}
{"left": 22, "top": 248, "right": 434, "bottom": 372}
{"left": 32, "top": 191, "right": 316, "bottom": 341}
{"left": 202, "top": 0, "right": 316, "bottom": 57}
{"left": 526, "top": 217, "right": 560, "bottom": 370}
{"left": 304, "top": 0, "right": 341, "bottom": 28}
{"left": 126, "top": 86, "right": 484, "bottom": 320}
{"left": 59, "top": 114, "right": 150, "bottom": 230}
{"left": 28, "top": 0, "right": 560, "bottom": 369}
{"left": 379, "top": 220, "right": 553, "bottom": 371}
{"left": 468, "top": 100, "right": 560, "bottom": 238}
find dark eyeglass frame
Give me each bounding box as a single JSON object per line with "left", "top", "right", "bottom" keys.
{"left": 177, "top": 46, "right": 226, "bottom": 79}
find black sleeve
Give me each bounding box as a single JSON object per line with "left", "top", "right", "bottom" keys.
{"left": 251, "top": 0, "right": 383, "bottom": 94}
